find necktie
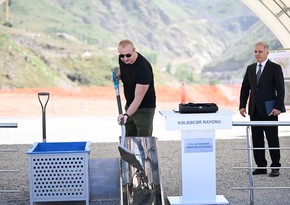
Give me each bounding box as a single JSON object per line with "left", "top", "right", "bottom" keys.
{"left": 257, "top": 64, "right": 262, "bottom": 83}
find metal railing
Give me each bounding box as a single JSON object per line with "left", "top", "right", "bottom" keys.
{"left": 232, "top": 121, "right": 290, "bottom": 205}
{"left": 0, "top": 123, "right": 18, "bottom": 128}
{"left": 0, "top": 122, "right": 20, "bottom": 193}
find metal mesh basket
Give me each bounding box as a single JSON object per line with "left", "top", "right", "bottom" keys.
{"left": 27, "top": 142, "right": 90, "bottom": 205}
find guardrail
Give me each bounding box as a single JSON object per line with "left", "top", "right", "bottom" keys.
{"left": 0, "top": 122, "right": 20, "bottom": 193}
{"left": 232, "top": 121, "right": 290, "bottom": 205}
{"left": 0, "top": 123, "right": 18, "bottom": 128}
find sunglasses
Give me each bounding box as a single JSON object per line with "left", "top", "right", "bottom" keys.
{"left": 119, "top": 53, "right": 132, "bottom": 58}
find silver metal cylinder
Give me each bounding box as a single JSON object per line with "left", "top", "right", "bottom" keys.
{"left": 121, "top": 136, "right": 164, "bottom": 205}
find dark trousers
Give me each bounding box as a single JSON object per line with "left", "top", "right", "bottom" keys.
{"left": 250, "top": 110, "right": 281, "bottom": 169}
{"left": 125, "top": 107, "right": 155, "bottom": 136}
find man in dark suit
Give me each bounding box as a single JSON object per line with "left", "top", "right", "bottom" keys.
{"left": 239, "top": 42, "right": 285, "bottom": 177}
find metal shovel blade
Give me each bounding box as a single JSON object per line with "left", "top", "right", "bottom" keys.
{"left": 118, "top": 145, "right": 143, "bottom": 171}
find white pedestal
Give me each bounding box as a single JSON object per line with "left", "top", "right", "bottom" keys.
{"left": 159, "top": 109, "right": 233, "bottom": 205}
{"left": 168, "top": 195, "right": 229, "bottom": 205}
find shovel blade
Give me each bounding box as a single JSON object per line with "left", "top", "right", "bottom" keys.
{"left": 118, "top": 145, "right": 143, "bottom": 171}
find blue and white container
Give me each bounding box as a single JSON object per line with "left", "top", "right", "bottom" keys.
{"left": 27, "top": 141, "right": 91, "bottom": 205}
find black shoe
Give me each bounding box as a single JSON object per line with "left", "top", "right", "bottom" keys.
{"left": 252, "top": 169, "right": 267, "bottom": 175}
{"left": 269, "top": 169, "right": 279, "bottom": 177}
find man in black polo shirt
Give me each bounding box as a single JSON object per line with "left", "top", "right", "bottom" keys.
{"left": 116, "top": 39, "right": 156, "bottom": 136}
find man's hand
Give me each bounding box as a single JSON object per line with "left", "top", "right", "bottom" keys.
{"left": 269, "top": 108, "right": 281, "bottom": 116}
{"left": 117, "top": 114, "right": 129, "bottom": 125}
{"left": 239, "top": 108, "right": 247, "bottom": 117}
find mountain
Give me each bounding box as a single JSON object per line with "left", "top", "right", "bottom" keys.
{"left": 0, "top": 0, "right": 281, "bottom": 88}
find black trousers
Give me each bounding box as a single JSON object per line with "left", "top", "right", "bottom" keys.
{"left": 250, "top": 110, "right": 281, "bottom": 169}
{"left": 125, "top": 107, "right": 155, "bottom": 137}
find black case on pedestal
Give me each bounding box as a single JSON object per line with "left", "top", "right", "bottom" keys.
{"left": 179, "top": 103, "right": 218, "bottom": 113}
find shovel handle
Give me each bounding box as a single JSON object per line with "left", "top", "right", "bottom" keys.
{"left": 112, "top": 72, "right": 123, "bottom": 115}
{"left": 38, "top": 92, "right": 50, "bottom": 111}
{"left": 38, "top": 92, "right": 50, "bottom": 143}
{"left": 112, "top": 72, "right": 126, "bottom": 147}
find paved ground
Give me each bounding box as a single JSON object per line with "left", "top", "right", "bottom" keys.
{"left": 1, "top": 138, "right": 290, "bottom": 205}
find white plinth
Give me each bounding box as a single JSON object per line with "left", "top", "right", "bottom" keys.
{"left": 168, "top": 195, "right": 229, "bottom": 205}
{"left": 159, "top": 109, "right": 233, "bottom": 131}
{"left": 159, "top": 109, "right": 233, "bottom": 205}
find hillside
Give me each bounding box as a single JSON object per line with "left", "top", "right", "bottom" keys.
{"left": 0, "top": 0, "right": 281, "bottom": 88}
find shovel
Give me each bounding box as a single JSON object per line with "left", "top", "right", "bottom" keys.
{"left": 38, "top": 92, "right": 50, "bottom": 143}
{"left": 112, "top": 71, "right": 143, "bottom": 171}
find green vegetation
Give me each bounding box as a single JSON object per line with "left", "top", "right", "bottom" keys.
{"left": 0, "top": 0, "right": 280, "bottom": 88}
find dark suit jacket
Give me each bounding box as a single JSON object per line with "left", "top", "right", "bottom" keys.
{"left": 239, "top": 60, "right": 285, "bottom": 116}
